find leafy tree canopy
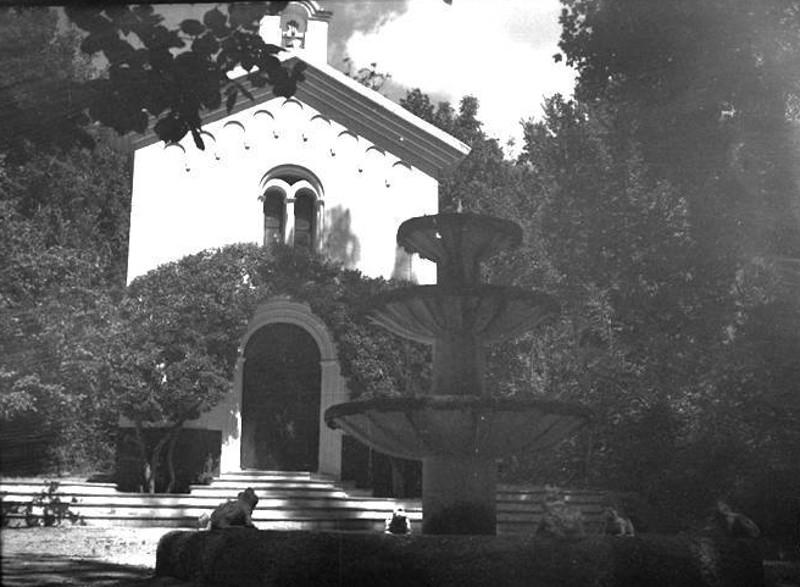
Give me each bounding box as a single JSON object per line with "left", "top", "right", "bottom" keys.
{"left": 0, "top": 7, "right": 96, "bottom": 163}
{"left": 2, "top": 4, "right": 304, "bottom": 158}
{"left": 558, "top": 0, "right": 800, "bottom": 261}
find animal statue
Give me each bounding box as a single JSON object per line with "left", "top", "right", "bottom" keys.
{"left": 199, "top": 487, "right": 259, "bottom": 530}
{"left": 535, "top": 485, "right": 586, "bottom": 539}
{"left": 604, "top": 507, "right": 636, "bottom": 537}
{"left": 384, "top": 506, "right": 412, "bottom": 535}
{"left": 715, "top": 500, "right": 760, "bottom": 539}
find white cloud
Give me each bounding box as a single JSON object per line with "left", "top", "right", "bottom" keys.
{"left": 343, "top": 0, "right": 576, "bottom": 155}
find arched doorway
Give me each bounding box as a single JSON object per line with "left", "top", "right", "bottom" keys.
{"left": 240, "top": 323, "right": 321, "bottom": 470}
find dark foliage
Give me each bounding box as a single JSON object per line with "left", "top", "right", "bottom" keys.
{"left": 64, "top": 2, "right": 305, "bottom": 149}
{"left": 2, "top": 4, "right": 301, "bottom": 159}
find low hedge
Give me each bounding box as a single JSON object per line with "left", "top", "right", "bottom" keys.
{"left": 155, "top": 528, "right": 763, "bottom": 587}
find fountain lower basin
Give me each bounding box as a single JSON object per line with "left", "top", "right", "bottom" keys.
{"left": 325, "top": 395, "right": 590, "bottom": 460}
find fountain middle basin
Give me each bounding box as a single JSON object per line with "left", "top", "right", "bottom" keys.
{"left": 368, "top": 285, "right": 559, "bottom": 344}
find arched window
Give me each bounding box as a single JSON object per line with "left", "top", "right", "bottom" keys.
{"left": 294, "top": 190, "right": 316, "bottom": 250}
{"left": 263, "top": 188, "right": 285, "bottom": 247}
{"left": 260, "top": 166, "right": 323, "bottom": 252}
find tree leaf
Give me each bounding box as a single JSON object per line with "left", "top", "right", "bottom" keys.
{"left": 193, "top": 32, "right": 220, "bottom": 56}
{"left": 180, "top": 19, "right": 205, "bottom": 37}
{"left": 203, "top": 7, "right": 228, "bottom": 36}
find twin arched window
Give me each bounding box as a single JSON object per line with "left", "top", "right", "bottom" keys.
{"left": 261, "top": 169, "right": 322, "bottom": 251}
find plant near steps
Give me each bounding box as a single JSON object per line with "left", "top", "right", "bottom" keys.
{"left": 1, "top": 481, "right": 84, "bottom": 527}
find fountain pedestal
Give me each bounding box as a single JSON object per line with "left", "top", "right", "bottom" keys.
{"left": 422, "top": 456, "right": 496, "bottom": 534}
{"left": 325, "top": 213, "right": 591, "bottom": 534}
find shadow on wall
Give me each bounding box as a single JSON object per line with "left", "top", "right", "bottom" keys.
{"left": 320, "top": 205, "right": 360, "bottom": 269}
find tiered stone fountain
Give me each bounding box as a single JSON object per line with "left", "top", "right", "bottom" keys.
{"left": 325, "top": 213, "right": 591, "bottom": 534}
{"left": 157, "top": 214, "right": 762, "bottom": 586}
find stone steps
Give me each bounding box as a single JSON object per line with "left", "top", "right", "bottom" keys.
{"left": 0, "top": 473, "right": 420, "bottom": 531}
{"left": 1, "top": 473, "right": 608, "bottom": 534}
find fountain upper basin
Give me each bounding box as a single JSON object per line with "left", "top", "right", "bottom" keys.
{"left": 397, "top": 214, "right": 522, "bottom": 285}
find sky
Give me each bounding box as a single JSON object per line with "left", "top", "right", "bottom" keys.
{"left": 322, "top": 0, "right": 577, "bottom": 155}
{"left": 150, "top": 1, "right": 576, "bottom": 156}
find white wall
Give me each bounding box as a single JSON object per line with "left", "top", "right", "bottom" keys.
{"left": 127, "top": 96, "right": 438, "bottom": 285}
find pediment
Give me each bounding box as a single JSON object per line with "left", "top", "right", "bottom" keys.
{"left": 132, "top": 56, "right": 470, "bottom": 180}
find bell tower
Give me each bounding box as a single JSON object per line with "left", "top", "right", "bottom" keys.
{"left": 259, "top": 1, "right": 333, "bottom": 64}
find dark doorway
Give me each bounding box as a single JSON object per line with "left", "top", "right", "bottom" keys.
{"left": 241, "top": 323, "right": 321, "bottom": 471}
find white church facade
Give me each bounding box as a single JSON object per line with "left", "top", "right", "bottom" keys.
{"left": 123, "top": 1, "right": 469, "bottom": 481}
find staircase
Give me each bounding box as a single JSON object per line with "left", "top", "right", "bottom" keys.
{"left": 0, "top": 472, "right": 420, "bottom": 532}
{"left": 189, "top": 471, "right": 421, "bottom": 532}
{"left": 1, "top": 473, "right": 607, "bottom": 534}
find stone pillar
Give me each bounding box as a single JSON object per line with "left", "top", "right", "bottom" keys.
{"left": 317, "top": 358, "right": 343, "bottom": 479}
{"left": 220, "top": 356, "right": 245, "bottom": 473}
{"left": 422, "top": 456, "right": 496, "bottom": 534}
{"left": 431, "top": 335, "right": 485, "bottom": 396}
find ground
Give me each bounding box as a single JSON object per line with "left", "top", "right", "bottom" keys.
{"left": 0, "top": 526, "right": 191, "bottom": 586}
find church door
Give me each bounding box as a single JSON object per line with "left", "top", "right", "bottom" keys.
{"left": 241, "top": 323, "right": 321, "bottom": 471}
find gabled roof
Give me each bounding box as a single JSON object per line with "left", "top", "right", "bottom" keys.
{"left": 131, "top": 55, "right": 470, "bottom": 179}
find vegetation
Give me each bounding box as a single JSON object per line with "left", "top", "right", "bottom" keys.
{"left": 397, "top": 0, "right": 800, "bottom": 534}
{"left": 1, "top": 481, "right": 84, "bottom": 528}
{"left": 0, "top": 9, "right": 133, "bottom": 473}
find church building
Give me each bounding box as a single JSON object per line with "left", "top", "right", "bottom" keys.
{"left": 124, "top": 1, "right": 469, "bottom": 483}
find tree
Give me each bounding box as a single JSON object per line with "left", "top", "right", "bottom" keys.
{"left": 557, "top": 0, "right": 800, "bottom": 301}
{"left": 0, "top": 135, "right": 134, "bottom": 473}
{"left": 0, "top": 7, "right": 96, "bottom": 163}
{"left": 54, "top": 3, "right": 302, "bottom": 151}
{"left": 341, "top": 57, "right": 392, "bottom": 93}
{"left": 400, "top": 90, "right": 528, "bottom": 219}
{"left": 543, "top": 0, "right": 800, "bottom": 527}
{"left": 0, "top": 4, "right": 304, "bottom": 158}
{"left": 0, "top": 8, "right": 138, "bottom": 474}
{"left": 110, "top": 245, "right": 259, "bottom": 492}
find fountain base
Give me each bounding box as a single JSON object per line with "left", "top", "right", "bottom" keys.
{"left": 156, "top": 528, "right": 765, "bottom": 587}
{"left": 422, "top": 456, "right": 496, "bottom": 535}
